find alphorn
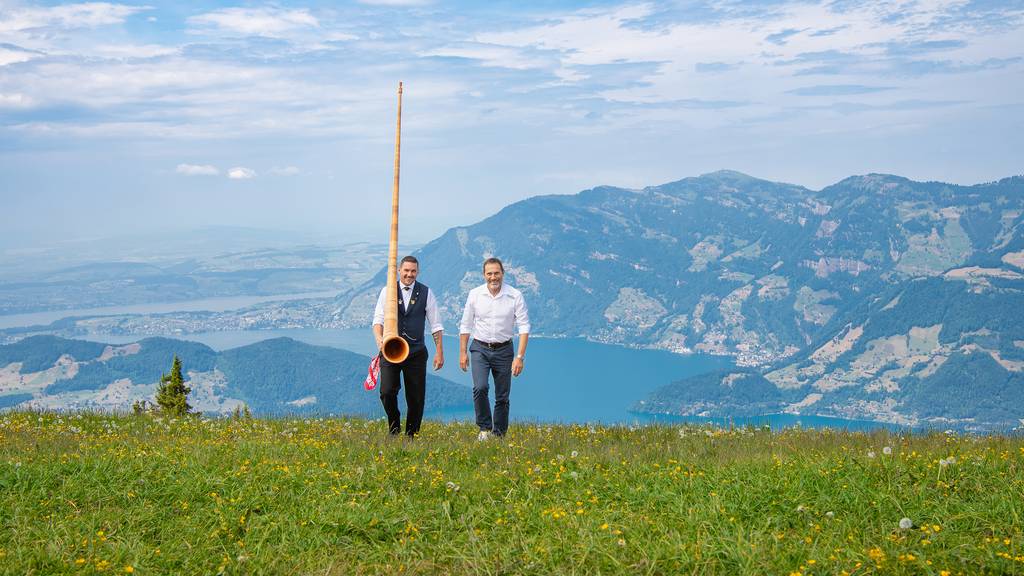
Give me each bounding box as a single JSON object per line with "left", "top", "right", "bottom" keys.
{"left": 380, "top": 81, "right": 410, "bottom": 364}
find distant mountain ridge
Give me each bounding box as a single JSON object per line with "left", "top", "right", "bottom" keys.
{"left": 4, "top": 170, "right": 1022, "bottom": 429}
{"left": 0, "top": 335, "right": 469, "bottom": 416}
{"left": 332, "top": 170, "right": 1024, "bottom": 430}
{"left": 0, "top": 241, "right": 387, "bottom": 316}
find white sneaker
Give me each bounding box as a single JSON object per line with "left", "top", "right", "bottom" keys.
{"left": 477, "top": 430, "right": 491, "bottom": 441}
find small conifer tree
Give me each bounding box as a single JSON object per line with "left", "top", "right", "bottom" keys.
{"left": 231, "top": 403, "right": 253, "bottom": 420}
{"left": 155, "top": 355, "right": 192, "bottom": 416}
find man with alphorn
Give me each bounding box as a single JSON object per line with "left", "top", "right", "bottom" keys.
{"left": 459, "top": 257, "right": 530, "bottom": 440}
{"left": 373, "top": 255, "right": 444, "bottom": 436}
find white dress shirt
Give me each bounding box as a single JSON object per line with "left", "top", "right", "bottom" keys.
{"left": 372, "top": 282, "right": 444, "bottom": 335}
{"left": 459, "top": 283, "right": 531, "bottom": 343}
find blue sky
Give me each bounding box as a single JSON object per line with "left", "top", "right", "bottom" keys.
{"left": 1, "top": 0, "right": 1022, "bottom": 249}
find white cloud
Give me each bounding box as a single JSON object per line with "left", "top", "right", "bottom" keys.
{"left": 0, "top": 45, "right": 38, "bottom": 66}
{"left": 188, "top": 7, "right": 319, "bottom": 37}
{"left": 269, "top": 166, "right": 300, "bottom": 176}
{"left": 422, "top": 42, "right": 554, "bottom": 71}
{"left": 2, "top": 0, "right": 1020, "bottom": 168}
{"left": 467, "top": 0, "right": 1024, "bottom": 112}
{"left": 227, "top": 167, "right": 256, "bottom": 179}
{"left": 92, "top": 44, "right": 179, "bottom": 59}
{"left": 0, "top": 92, "right": 33, "bottom": 107}
{"left": 176, "top": 163, "right": 219, "bottom": 176}
{"left": 0, "top": 3, "right": 148, "bottom": 33}
{"left": 357, "top": 0, "right": 432, "bottom": 6}
{"left": 323, "top": 31, "right": 359, "bottom": 42}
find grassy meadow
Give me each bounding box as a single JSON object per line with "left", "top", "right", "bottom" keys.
{"left": 1, "top": 412, "right": 1022, "bottom": 575}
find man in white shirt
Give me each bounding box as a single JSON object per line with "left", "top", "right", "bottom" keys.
{"left": 372, "top": 255, "right": 444, "bottom": 436}
{"left": 459, "top": 257, "right": 530, "bottom": 440}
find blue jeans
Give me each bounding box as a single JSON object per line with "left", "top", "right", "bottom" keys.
{"left": 470, "top": 340, "right": 513, "bottom": 436}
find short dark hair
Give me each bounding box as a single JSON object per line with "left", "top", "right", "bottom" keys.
{"left": 482, "top": 257, "right": 504, "bottom": 272}
{"left": 400, "top": 255, "right": 419, "bottom": 266}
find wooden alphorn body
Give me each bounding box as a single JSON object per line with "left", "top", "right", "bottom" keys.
{"left": 381, "top": 82, "right": 410, "bottom": 364}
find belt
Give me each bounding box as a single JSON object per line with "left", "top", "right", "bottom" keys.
{"left": 474, "top": 339, "right": 512, "bottom": 350}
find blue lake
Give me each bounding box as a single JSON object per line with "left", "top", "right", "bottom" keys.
{"left": 90, "top": 328, "right": 903, "bottom": 431}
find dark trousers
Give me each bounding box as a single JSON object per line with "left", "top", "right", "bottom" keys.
{"left": 470, "top": 341, "right": 513, "bottom": 436}
{"left": 379, "top": 348, "right": 427, "bottom": 436}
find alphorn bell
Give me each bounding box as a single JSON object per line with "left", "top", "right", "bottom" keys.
{"left": 381, "top": 82, "right": 410, "bottom": 364}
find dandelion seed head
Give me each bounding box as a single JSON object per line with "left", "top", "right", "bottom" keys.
{"left": 899, "top": 517, "right": 913, "bottom": 530}
{"left": 883, "top": 446, "right": 893, "bottom": 455}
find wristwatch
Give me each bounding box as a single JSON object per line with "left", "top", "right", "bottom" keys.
{"left": 516, "top": 354, "right": 524, "bottom": 359}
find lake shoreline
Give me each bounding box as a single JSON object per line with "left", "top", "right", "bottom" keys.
{"left": 2, "top": 326, "right": 945, "bottom": 432}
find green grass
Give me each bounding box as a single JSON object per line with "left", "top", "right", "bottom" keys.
{"left": 1, "top": 412, "right": 1022, "bottom": 575}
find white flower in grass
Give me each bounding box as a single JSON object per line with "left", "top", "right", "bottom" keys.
{"left": 883, "top": 446, "right": 892, "bottom": 455}
{"left": 867, "top": 451, "right": 876, "bottom": 459}
{"left": 570, "top": 450, "right": 579, "bottom": 459}
{"left": 796, "top": 504, "right": 806, "bottom": 513}
{"left": 446, "top": 481, "right": 460, "bottom": 492}
{"left": 899, "top": 517, "right": 913, "bottom": 530}
{"left": 826, "top": 511, "right": 835, "bottom": 519}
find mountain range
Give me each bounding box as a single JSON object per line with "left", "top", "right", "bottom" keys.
{"left": 2, "top": 170, "right": 1021, "bottom": 430}
{"left": 0, "top": 335, "right": 469, "bottom": 416}
{"left": 332, "top": 170, "right": 1024, "bottom": 430}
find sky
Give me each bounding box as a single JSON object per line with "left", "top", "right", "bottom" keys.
{"left": 1, "top": 0, "right": 1022, "bottom": 249}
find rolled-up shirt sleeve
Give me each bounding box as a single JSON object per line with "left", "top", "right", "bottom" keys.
{"left": 425, "top": 290, "right": 444, "bottom": 334}
{"left": 372, "top": 287, "right": 386, "bottom": 326}
{"left": 459, "top": 291, "right": 475, "bottom": 335}
{"left": 514, "top": 291, "right": 531, "bottom": 335}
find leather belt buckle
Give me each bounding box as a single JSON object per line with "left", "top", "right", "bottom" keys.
{"left": 475, "top": 339, "right": 511, "bottom": 349}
